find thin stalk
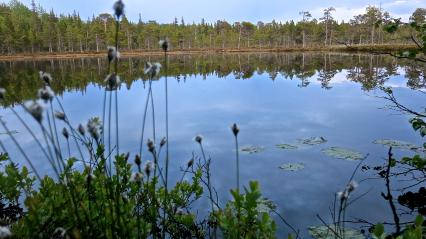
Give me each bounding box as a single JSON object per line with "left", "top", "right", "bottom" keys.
{"left": 50, "top": 101, "right": 63, "bottom": 163}
{"left": 102, "top": 89, "right": 107, "bottom": 145}
{"left": 115, "top": 89, "right": 119, "bottom": 157}
{"left": 234, "top": 134, "right": 241, "bottom": 238}
{"left": 163, "top": 49, "right": 169, "bottom": 239}
{"left": 45, "top": 110, "right": 64, "bottom": 173}
{"left": 234, "top": 135, "right": 240, "bottom": 193}
{"left": 45, "top": 108, "right": 61, "bottom": 167}
{"left": 199, "top": 143, "right": 215, "bottom": 215}
{"left": 10, "top": 108, "right": 54, "bottom": 168}
{"left": 138, "top": 80, "right": 153, "bottom": 157}
{"left": 150, "top": 83, "right": 156, "bottom": 143}
{"left": 384, "top": 147, "right": 401, "bottom": 234}
{"left": 66, "top": 139, "right": 71, "bottom": 159}
{"left": 53, "top": 96, "right": 85, "bottom": 164}
{"left": 0, "top": 119, "right": 41, "bottom": 181}
{"left": 108, "top": 90, "right": 112, "bottom": 171}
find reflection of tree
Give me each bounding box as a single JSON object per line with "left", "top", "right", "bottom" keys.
{"left": 0, "top": 53, "right": 420, "bottom": 106}
{"left": 404, "top": 62, "right": 426, "bottom": 90}
{"left": 346, "top": 55, "right": 394, "bottom": 91}
{"left": 317, "top": 53, "right": 338, "bottom": 89}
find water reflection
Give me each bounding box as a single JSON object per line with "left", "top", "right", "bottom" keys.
{"left": 0, "top": 53, "right": 425, "bottom": 106}
{"left": 0, "top": 53, "right": 424, "bottom": 237}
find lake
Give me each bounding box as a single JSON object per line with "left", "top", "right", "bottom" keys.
{"left": 0, "top": 52, "right": 425, "bottom": 237}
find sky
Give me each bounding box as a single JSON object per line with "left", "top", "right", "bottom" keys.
{"left": 0, "top": 0, "right": 424, "bottom": 24}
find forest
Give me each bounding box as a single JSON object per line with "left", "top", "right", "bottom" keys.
{"left": 0, "top": 0, "right": 425, "bottom": 54}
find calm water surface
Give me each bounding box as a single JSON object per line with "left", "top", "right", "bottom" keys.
{"left": 0, "top": 53, "right": 425, "bottom": 237}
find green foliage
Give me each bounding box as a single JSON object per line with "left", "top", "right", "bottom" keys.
{"left": 0, "top": 151, "right": 278, "bottom": 238}
{"left": 0, "top": 154, "right": 35, "bottom": 203}
{"left": 372, "top": 215, "right": 425, "bottom": 239}
{"left": 0, "top": 153, "right": 205, "bottom": 238}
{"left": 216, "top": 181, "right": 277, "bottom": 239}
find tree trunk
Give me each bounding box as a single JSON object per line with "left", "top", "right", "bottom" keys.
{"left": 238, "top": 27, "right": 241, "bottom": 49}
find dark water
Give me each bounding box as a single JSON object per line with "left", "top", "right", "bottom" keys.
{"left": 0, "top": 53, "right": 425, "bottom": 237}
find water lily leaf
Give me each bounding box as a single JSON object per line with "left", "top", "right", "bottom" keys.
{"left": 308, "top": 225, "right": 364, "bottom": 239}
{"left": 276, "top": 144, "right": 298, "bottom": 150}
{"left": 240, "top": 145, "right": 265, "bottom": 154}
{"left": 298, "top": 136, "right": 327, "bottom": 145}
{"left": 279, "top": 163, "right": 305, "bottom": 171}
{"left": 322, "top": 147, "right": 364, "bottom": 161}
{"left": 373, "top": 139, "right": 425, "bottom": 153}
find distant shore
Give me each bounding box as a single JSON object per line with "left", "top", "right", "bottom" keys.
{"left": 0, "top": 44, "right": 416, "bottom": 61}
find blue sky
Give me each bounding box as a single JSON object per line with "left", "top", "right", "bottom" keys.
{"left": 1, "top": 0, "right": 424, "bottom": 23}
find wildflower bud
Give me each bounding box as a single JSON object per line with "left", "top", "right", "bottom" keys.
{"left": 78, "top": 124, "right": 85, "bottom": 136}
{"left": 144, "top": 62, "right": 161, "bottom": 79}
{"left": 0, "top": 88, "right": 6, "bottom": 100}
{"left": 104, "top": 74, "right": 121, "bottom": 91}
{"left": 87, "top": 117, "right": 102, "bottom": 141}
{"left": 187, "top": 158, "right": 194, "bottom": 168}
{"left": 25, "top": 101, "right": 43, "bottom": 123}
{"left": 147, "top": 139, "right": 155, "bottom": 153}
{"left": 39, "top": 71, "right": 53, "bottom": 86}
{"left": 337, "top": 191, "right": 349, "bottom": 201}
{"left": 159, "top": 39, "right": 169, "bottom": 52}
{"left": 107, "top": 46, "right": 118, "bottom": 63}
{"left": 38, "top": 86, "right": 54, "bottom": 103}
{"left": 194, "top": 135, "right": 203, "bottom": 144}
{"left": 231, "top": 123, "right": 239, "bottom": 136}
{"left": 62, "top": 127, "right": 69, "bottom": 139}
{"left": 124, "top": 152, "right": 130, "bottom": 161}
{"left": 160, "top": 137, "right": 167, "bottom": 147}
{"left": 0, "top": 226, "right": 12, "bottom": 238}
{"left": 113, "top": 0, "right": 124, "bottom": 19}
{"left": 346, "top": 180, "right": 358, "bottom": 193}
{"left": 135, "top": 154, "right": 142, "bottom": 166}
{"left": 55, "top": 111, "right": 66, "bottom": 121}
{"left": 145, "top": 161, "right": 153, "bottom": 177}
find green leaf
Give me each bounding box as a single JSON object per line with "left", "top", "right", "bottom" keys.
{"left": 276, "top": 144, "right": 298, "bottom": 150}
{"left": 415, "top": 215, "right": 424, "bottom": 227}
{"left": 279, "top": 163, "right": 305, "bottom": 171}
{"left": 309, "top": 225, "right": 364, "bottom": 239}
{"left": 298, "top": 136, "right": 327, "bottom": 145}
{"left": 322, "top": 147, "right": 364, "bottom": 161}
{"left": 240, "top": 145, "right": 265, "bottom": 154}
{"left": 374, "top": 224, "right": 385, "bottom": 238}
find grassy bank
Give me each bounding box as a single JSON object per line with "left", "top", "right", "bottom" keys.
{"left": 0, "top": 44, "right": 416, "bottom": 61}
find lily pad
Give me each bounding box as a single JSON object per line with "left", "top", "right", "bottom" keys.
{"left": 373, "top": 139, "right": 425, "bottom": 153}
{"left": 322, "top": 147, "right": 364, "bottom": 161}
{"left": 308, "top": 225, "right": 364, "bottom": 239}
{"left": 279, "top": 163, "right": 305, "bottom": 171}
{"left": 298, "top": 136, "right": 327, "bottom": 145}
{"left": 276, "top": 144, "right": 298, "bottom": 150}
{"left": 240, "top": 145, "right": 265, "bottom": 154}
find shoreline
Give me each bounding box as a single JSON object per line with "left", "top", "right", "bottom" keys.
{"left": 0, "top": 44, "right": 416, "bottom": 61}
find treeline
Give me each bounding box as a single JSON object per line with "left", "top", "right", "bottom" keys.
{"left": 0, "top": 0, "right": 425, "bottom": 54}
{"left": 1, "top": 53, "right": 425, "bottom": 106}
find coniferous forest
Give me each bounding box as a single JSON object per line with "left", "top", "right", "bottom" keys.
{"left": 0, "top": 0, "right": 425, "bottom": 54}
